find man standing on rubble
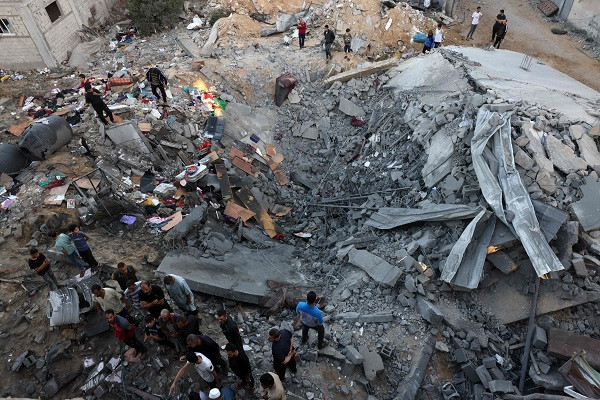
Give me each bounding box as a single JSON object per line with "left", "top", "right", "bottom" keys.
{"left": 146, "top": 66, "right": 168, "bottom": 103}
{"left": 187, "top": 334, "right": 227, "bottom": 370}
{"left": 105, "top": 309, "right": 146, "bottom": 357}
{"left": 163, "top": 274, "right": 201, "bottom": 318}
{"left": 170, "top": 351, "right": 220, "bottom": 394}
{"left": 296, "top": 291, "right": 326, "bottom": 349}
{"left": 297, "top": 18, "right": 306, "bottom": 49}
{"left": 139, "top": 281, "right": 173, "bottom": 319}
{"left": 216, "top": 309, "right": 244, "bottom": 351}
{"left": 47, "top": 230, "right": 86, "bottom": 277}
{"left": 323, "top": 25, "right": 335, "bottom": 61}
{"left": 268, "top": 328, "right": 297, "bottom": 382}
{"left": 491, "top": 9, "right": 507, "bottom": 43}
{"left": 225, "top": 343, "right": 255, "bottom": 394}
{"left": 68, "top": 224, "right": 98, "bottom": 270}
{"left": 84, "top": 82, "right": 114, "bottom": 126}
{"left": 92, "top": 284, "right": 136, "bottom": 323}
{"left": 28, "top": 248, "right": 59, "bottom": 291}
{"left": 112, "top": 262, "right": 139, "bottom": 291}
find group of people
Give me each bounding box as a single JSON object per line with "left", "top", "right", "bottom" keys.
{"left": 296, "top": 18, "right": 353, "bottom": 61}
{"left": 77, "top": 65, "right": 169, "bottom": 126}
{"left": 103, "top": 273, "right": 326, "bottom": 400}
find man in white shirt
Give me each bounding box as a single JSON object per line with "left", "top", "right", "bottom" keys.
{"left": 466, "top": 6, "right": 483, "bottom": 40}
{"left": 169, "top": 351, "right": 221, "bottom": 395}
{"left": 434, "top": 23, "right": 444, "bottom": 48}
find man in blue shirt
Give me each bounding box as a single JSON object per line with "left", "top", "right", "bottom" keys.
{"left": 68, "top": 224, "right": 98, "bottom": 269}
{"left": 296, "top": 291, "right": 326, "bottom": 349}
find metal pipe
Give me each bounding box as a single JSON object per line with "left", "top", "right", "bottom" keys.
{"left": 518, "top": 276, "right": 541, "bottom": 392}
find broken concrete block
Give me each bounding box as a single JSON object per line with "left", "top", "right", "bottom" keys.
{"left": 344, "top": 346, "right": 364, "bottom": 365}
{"left": 482, "top": 356, "right": 496, "bottom": 369}
{"left": 338, "top": 97, "right": 365, "bottom": 117}
{"left": 475, "top": 365, "right": 493, "bottom": 389}
{"left": 358, "top": 345, "right": 384, "bottom": 381}
{"left": 488, "top": 380, "right": 514, "bottom": 394}
{"left": 435, "top": 341, "right": 449, "bottom": 353}
{"left": 359, "top": 312, "right": 394, "bottom": 323}
{"left": 404, "top": 275, "right": 417, "bottom": 293}
{"left": 461, "top": 362, "right": 480, "bottom": 383}
{"left": 572, "top": 258, "right": 588, "bottom": 277}
{"left": 545, "top": 135, "right": 588, "bottom": 174}
{"left": 569, "top": 124, "right": 586, "bottom": 140}
{"left": 571, "top": 175, "right": 600, "bottom": 232}
{"left": 533, "top": 326, "right": 548, "bottom": 349}
{"left": 303, "top": 349, "right": 318, "bottom": 362}
{"left": 576, "top": 133, "right": 600, "bottom": 167}
{"left": 338, "top": 312, "right": 360, "bottom": 322}
{"left": 416, "top": 296, "right": 444, "bottom": 325}
{"left": 487, "top": 251, "right": 518, "bottom": 274}
{"left": 514, "top": 148, "right": 535, "bottom": 170}
{"left": 275, "top": 13, "right": 296, "bottom": 32}
{"left": 341, "top": 360, "right": 355, "bottom": 376}
{"left": 536, "top": 169, "right": 557, "bottom": 194}
{"left": 324, "top": 58, "right": 399, "bottom": 87}
{"left": 454, "top": 348, "right": 468, "bottom": 363}
{"left": 347, "top": 247, "right": 402, "bottom": 287}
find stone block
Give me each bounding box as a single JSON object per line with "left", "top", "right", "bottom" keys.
{"left": 572, "top": 258, "right": 588, "bottom": 277}
{"left": 461, "top": 362, "right": 480, "bottom": 383}
{"left": 417, "top": 296, "right": 444, "bottom": 325}
{"left": 338, "top": 97, "right": 365, "bottom": 117}
{"left": 304, "top": 349, "right": 318, "bottom": 362}
{"left": 454, "top": 348, "right": 468, "bottom": 363}
{"left": 344, "top": 346, "right": 364, "bottom": 365}
{"left": 533, "top": 326, "right": 548, "bottom": 349}
{"left": 358, "top": 345, "right": 384, "bottom": 381}
{"left": 475, "top": 365, "right": 493, "bottom": 389}
{"left": 488, "top": 380, "right": 514, "bottom": 394}
{"left": 482, "top": 356, "right": 496, "bottom": 369}
{"left": 359, "top": 312, "right": 394, "bottom": 323}
{"left": 341, "top": 360, "right": 355, "bottom": 376}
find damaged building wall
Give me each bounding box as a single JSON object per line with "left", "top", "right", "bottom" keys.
{"left": 0, "top": 0, "right": 116, "bottom": 69}
{"left": 568, "top": 0, "right": 600, "bottom": 42}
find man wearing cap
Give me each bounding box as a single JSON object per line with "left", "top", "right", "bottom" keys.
{"left": 170, "top": 351, "right": 220, "bottom": 395}
{"left": 208, "top": 388, "right": 235, "bottom": 400}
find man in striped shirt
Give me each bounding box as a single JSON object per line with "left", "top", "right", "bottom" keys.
{"left": 125, "top": 280, "right": 146, "bottom": 316}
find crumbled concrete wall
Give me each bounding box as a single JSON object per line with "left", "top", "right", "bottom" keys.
{"left": 568, "top": 0, "right": 600, "bottom": 42}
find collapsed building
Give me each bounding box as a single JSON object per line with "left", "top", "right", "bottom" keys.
{"left": 0, "top": 0, "right": 600, "bottom": 399}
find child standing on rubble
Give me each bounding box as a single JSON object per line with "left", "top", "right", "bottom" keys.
{"left": 343, "top": 28, "right": 352, "bottom": 59}
{"left": 423, "top": 31, "right": 435, "bottom": 54}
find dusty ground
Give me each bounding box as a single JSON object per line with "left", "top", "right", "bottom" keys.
{"left": 446, "top": 0, "right": 600, "bottom": 92}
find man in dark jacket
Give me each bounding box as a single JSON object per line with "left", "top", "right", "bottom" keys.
{"left": 84, "top": 83, "right": 114, "bottom": 125}
{"left": 323, "top": 25, "right": 335, "bottom": 61}
{"left": 226, "top": 343, "right": 255, "bottom": 394}
{"left": 146, "top": 66, "right": 168, "bottom": 103}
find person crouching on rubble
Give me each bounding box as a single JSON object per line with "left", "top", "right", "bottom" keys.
{"left": 84, "top": 83, "right": 114, "bottom": 126}
{"left": 106, "top": 309, "right": 146, "bottom": 358}
{"left": 423, "top": 31, "right": 435, "bottom": 54}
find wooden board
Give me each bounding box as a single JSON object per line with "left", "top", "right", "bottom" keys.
{"left": 237, "top": 186, "right": 277, "bottom": 238}
{"left": 232, "top": 157, "right": 258, "bottom": 177}
{"left": 9, "top": 118, "right": 34, "bottom": 136}
{"left": 44, "top": 184, "right": 70, "bottom": 205}
{"left": 215, "top": 163, "right": 233, "bottom": 201}
{"left": 224, "top": 201, "right": 255, "bottom": 222}
{"left": 548, "top": 328, "right": 600, "bottom": 369}
{"left": 162, "top": 211, "right": 183, "bottom": 231}
{"left": 267, "top": 159, "right": 289, "bottom": 186}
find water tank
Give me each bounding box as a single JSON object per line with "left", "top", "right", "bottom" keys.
{"left": 0, "top": 143, "right": 28, "bottom": 176}
{"left": 18, "top": 116, "right": 72, "bottom": 161}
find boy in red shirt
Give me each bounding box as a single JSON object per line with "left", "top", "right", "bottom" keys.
{"left": 297, "top": 18, "right": 307, "bottom": 49}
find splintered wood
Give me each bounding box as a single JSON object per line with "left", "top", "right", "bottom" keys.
{"left": 262, "top": 144, "right": 288, "bottom": 186}
{"left": 215, "top": 163, "right": 233, "bottom": 201}
{"left": 237, "top": 186, "right": 277, "bottom": 237}
{"left": 230, "top": 147, "right": 258, "bottom": 177}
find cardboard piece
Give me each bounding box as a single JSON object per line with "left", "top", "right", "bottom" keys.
{"left": 237, "top": 186, "right": 277, "bottom": 237}
{"left": 73, "top": 178, "right": 100, "bottom": 190}
{"left": 9, "top": 118, "right": 34, "bottom": 136}
{"left": 162, "top": 211, "right": 183, "bottom": 231}
{"left": 224, "top": 201, "right": 255, "bottom": 222}
{"left": 44, "top": 183, "right": 70, "bottom": 205}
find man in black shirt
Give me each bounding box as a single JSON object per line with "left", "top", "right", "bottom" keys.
{"left": 144, "top": 314, "right": 176, "bottom": 350}
{"left": 112, "top": 262, "right": 139, "bottom": 291}
{"left": 217, "top": 309, "right": 244, "bottom": 351}
{"left": 145, "top": 67, "right": 168, "bottom": 103}
{"left": 268, "top": 328, "right": 297, "bottom": 382}
{"left": 28, "top": 248, "right": 59, "bottom": 291}
{"left": 492, "top": 10, "right": 507, "bottom": 43}
{"left": 174, "top": 314, "right": 201, "bottom": 350}
{"left": 187, "top": 333, "right": 227, "bottom": 369}
{"left": 139, "top": 281, "right": 172, "bottom": 318}
{"left": 84, "top": 83, "right": 114, "bottom": 125}
{"left": 225, "top": 343, "right": 255, "bottom": 394}
{"left": 323, "top": 25, "right": 335, "bottom": 61}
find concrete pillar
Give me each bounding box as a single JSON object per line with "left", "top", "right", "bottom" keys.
{"left": 559, "top": 0, "right": 574, "bottom": 19}
{"left": 19, "top": 5, "right": 57, "bottom": 68}
{"left": 66, "top": 0, "right": 83, "bottom": 28}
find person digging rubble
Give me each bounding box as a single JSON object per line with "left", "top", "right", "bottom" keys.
{"left": 28, "top": 248, "right": 59, "bottom": 291}
{"left": 170, "top": 351, "right": 221, "bottom": 395}
{"left": 112, "top": 262, "right": 139, "bottom": 291}
{"left": 323, "top": 25, "right": 335, "bottom": 61}
{"left": 105, "top": 308, "right": 146, "bottom": 357}
{"left": 260, "top": 372, "right": 286, "bottom": 400}
{"left": 91, "top": 283, "right": 136, "bottom": 323}
{"left": 146, "top": 66, "right": 168, "bottom": 103}
{"left": 187, "top": 334, "right": 227, "bottom": 371}
{"left": 47, "top": 230, "right": 86, "bottom": 277}
{"left": 296, "top": 291, "right": 327, "bottom": 349}
{"left": 84, "top": 82, "right": 114, "bottom": 126}
{"left": 268, "top": 328, "right": 297, "bottom": 382}
{"left": 67, "top": 224, "right": 98, "bottom": 269}
{"left": 225, "top": 343, "right": 255, "bottom": 394}
{"left": 297, "top": 18, "right": 306, "bottom": 49}
{"left": 139, "top": 281, "right": 173, "bottom": 319}
{"left": 163, "top": 274, "right": 201, "bottom": 318}
{"left": 216, "top": 309, "right": 244, "bottom": 351}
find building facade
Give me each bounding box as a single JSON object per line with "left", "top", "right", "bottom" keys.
{"left": 551, "top": 0, "right": 600, "bottom": 42}
{"left": 0, "top": 0, "right": 117, "bottom": 70}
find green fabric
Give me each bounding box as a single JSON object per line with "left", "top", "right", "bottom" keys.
{"left": 55, "top": 233, "right": 77, "bottom": 254}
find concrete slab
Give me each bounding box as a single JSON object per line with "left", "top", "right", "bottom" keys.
{"left": 571, "top": 175, "right": 600, "bottom": 232}
{"left": 156, "top": 244, "right": 307, "bottom": 304}
{"left": 346, "top": 247, "right": 402, "bottom": 287}
{"left": 421, "top": 129, "right": 455, "bottom": 187}
{"left": 545, "top": 135, "right": 588, "bottom": 174}
{"left": 358, "top": 345, "right": 384, "bottom": 381}
{"left": 449, "top": 47, "right": 600, "bottom": 123}
{"left": 105, "top": 123, "right": 152, "bottom": 154}
{"left": 324, "top": 58, "right": 399, "bottom": 87}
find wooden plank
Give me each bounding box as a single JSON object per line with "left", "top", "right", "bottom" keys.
{"left": 267, "top": 159, "right": 289, "bottom": 186}
{"left": 162, "top": 211, "right": 183, "bottom": 231}
{"left": 266, "top": 144, "right": 276, "bottom": 156}
{"left": 224, "top": 201, "right": 255, "bottom": 222}
{"left": 323, "top": 58, "right": 399, "bottom": 88}
{"left": 215, "top": 163, "right": 233, "bottom": 201}
{"left": 232, "top": 157, "right": 258, "bottom": 177}
{"left": 237, "top": 186, "right": 277, "bottom": 237}
{"left": 548, "top": 328, "right": 600, "bottom": 369}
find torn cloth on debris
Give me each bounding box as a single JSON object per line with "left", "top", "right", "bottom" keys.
{"left": 470, "top": 105, "right": 564, "bottom": 277}
{"left": 365, "top": 204, "right": 482, "bottom": 230}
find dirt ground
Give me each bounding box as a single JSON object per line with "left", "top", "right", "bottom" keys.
{"left": 445, "top": 0, "right": 600, "bottom": 92}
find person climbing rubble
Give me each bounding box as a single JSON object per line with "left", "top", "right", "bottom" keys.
{"left": 323, "top": 25, "right": 335, "bottom": 61}
{"left": 105, "top": 309, "right": 146, "bottom": 358}
{"left": 296, "top": 291, "right": 327, "bottom": 349}
{"left": 67, "top": 224, "right": 98, "bottom": 269}
{"left": 84, "top": 82, "right": 114, "bottom": 126}
{"left": 146, "top": 66, "right": 169, "bottom": 103}
{"left": 47, "top": 230, "right": 86, "bottom": 277}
